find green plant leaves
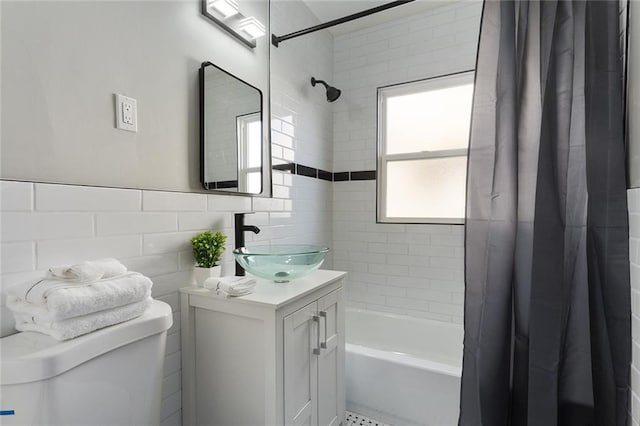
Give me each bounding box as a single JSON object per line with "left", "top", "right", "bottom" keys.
{"left": 191, "top": 231, "right": 227, "bottom": 268}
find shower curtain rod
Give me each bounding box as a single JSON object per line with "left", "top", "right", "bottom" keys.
{"left": 271, "top": 0, "right": 415, "bottom": 47}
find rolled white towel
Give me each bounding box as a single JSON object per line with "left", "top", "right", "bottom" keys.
{"left": 14, "top": 298, "right": 152, "bottom": 341}
{"left": 47, "top": 258, "right": 127, "bottom": 282}
{"left": 6, "top": 272, "right": 152, "bottom": 321}
{"left": 48, "top": 263, "right": 102, "bottom": 282}
{"left": 204, "top": 276, "right": 257, "bottom": 296}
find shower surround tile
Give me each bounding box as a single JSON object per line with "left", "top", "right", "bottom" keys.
{"left": 333, "top": 180, "right": 465, "bottom": 323}
{"left": 330, "top": 1, "right": 481, "bottom": 324}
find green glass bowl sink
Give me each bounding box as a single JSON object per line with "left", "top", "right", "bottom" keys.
{"left": 233, "top": 244, "right": 329, "bottom": 282}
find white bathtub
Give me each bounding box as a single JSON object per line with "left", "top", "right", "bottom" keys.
{"left": 345, "top": 308, "right": 463, "bottom": 426}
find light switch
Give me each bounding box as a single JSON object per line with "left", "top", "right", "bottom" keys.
{"left": 115, "top": 94, "right": 138, "bottom": 132}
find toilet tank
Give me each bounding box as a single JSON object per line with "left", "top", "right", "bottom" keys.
{"left": 0, "top": 300, "right": 173, "bottom": 426}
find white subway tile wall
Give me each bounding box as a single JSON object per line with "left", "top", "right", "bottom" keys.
{"left": 629, "top": 188, "right": 640, "bottom": 426}
{"left": 270, "top": 0, "right": 334, "bottom": 173}
{"left": 332, "top": 1, "right": 482, "bottom": 173}
{"left": 0, "top": 176, "right": 332, "bottom": 426}
{"left": 333, "top": 181, "right": 464, "bottom": 323}
{"left": 267, "top": 0, "right": 334, "bottom": 269}
{"left": 331, "top": 1, "right": 482, "bottom": 322}
{"left": 0, "top": 182, "right": 236, "bottom": 426}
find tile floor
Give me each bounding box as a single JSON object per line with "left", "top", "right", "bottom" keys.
{"left": 346, "top": 411, "right": 390, "bottom": 426}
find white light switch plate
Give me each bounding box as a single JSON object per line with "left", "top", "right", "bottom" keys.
{"left": 115, "top": 94, "right": 138, "bottom": 132}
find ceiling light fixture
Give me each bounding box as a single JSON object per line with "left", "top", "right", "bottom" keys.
{"left": 207, "top": 0, "right": 239, "bottom": 19}
{"left": 237, "top": 16, "right": 266, "bottom": 40}
{"left": 201, "top": 0, "right": 264, "bottom": 48}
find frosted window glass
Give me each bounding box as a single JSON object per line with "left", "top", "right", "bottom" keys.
{"left": 386, "top": 157, "right": 467, "bottom": 219}
{"left": 385, "top": 84, "right": 473, "bottom": 154}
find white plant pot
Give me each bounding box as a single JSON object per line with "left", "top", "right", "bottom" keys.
{"left": 194, "top": 265, "right": 222, "bottom": 287}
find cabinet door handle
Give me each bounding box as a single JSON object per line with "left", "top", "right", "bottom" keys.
{"left": 312, "top": 315, "right": 321, "bottom": 355}
{"left": 319, "top": 311, "right": 327, "bottom": 349}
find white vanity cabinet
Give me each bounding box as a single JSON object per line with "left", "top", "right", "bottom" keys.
{"left": 180, "top": 270, "right": 346, "bottom": 426}
{"left": 284, "top": 288, "right": 343, "bottom": 426}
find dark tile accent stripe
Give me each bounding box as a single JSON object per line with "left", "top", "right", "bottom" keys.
{"left": 333, "top": 172, "right": 350, "bottom": 182}
{"left": 297, "top": 164, "right": 317, "bottom": 178}
{"left": 272, "top": 163, "right": 376, "bottom": 182}
{"left": 318, "top": 169, "right": 333, "bottom": 181}
{"left": 272, "top": 162, "right": 295, "bottom": 173}
{"left": 350, "top": 170, "right": 376, "bottom": 181}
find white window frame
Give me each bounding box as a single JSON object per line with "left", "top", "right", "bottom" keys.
{"left": 236, "top": 112, "right": 262, "bottom": 193}
{"left": 376, "top": 71, "right": 474, "bottom": 224}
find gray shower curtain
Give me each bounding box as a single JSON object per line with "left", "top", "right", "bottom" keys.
{"left": 459, "top": 1, "right": 630, "bottom": 425}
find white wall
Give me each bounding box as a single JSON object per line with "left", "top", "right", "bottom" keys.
{"left": 331, "top": 1, "right": 482, "bottom": 323}
{"left": 0, "top": 0, "right": 269, "bottom": 193}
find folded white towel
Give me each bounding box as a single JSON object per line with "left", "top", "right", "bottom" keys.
{"left": 47, "top": 258, "right": 127, "bottom": 282}
{"left": 203, "top": 276, "right": 257, "bottom": 296}
{"left": 6, "top": 272, "right": 152, "bottom": 322}
{"left": 14, "top": 298, "right": 151, "bottom": 341}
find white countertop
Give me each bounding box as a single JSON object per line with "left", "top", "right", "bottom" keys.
{"left": 180, "top": 269, "right": 346, "bottom": 309}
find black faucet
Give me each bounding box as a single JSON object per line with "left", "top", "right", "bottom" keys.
{"left": 234, "top": 212, "right": 261, "bottom": 276}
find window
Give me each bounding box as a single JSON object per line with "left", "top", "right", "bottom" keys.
{"left": 377, "top": 72, "right": 474, "bottom": 224}
{"left": 237, "top": 112, "right": 262, "bottom": 194}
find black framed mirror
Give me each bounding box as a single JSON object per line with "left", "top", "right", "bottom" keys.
{"left": 200, "top": 62, "right": 263, "bottom": 194}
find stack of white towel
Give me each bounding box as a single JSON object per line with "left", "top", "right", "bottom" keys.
{"left": 203, "top": 276, "right": 257, "bottom": 297}
{"left": 5, "top": 258, "right": 153, "bottom": 341}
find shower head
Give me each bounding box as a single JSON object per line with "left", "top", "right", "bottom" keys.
{"left": 311, "top": 77, "right": 341, "bottom": 103}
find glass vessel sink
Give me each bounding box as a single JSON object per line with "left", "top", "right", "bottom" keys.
{"left": 233, "top": 244, "right": 329, "bottom": 282}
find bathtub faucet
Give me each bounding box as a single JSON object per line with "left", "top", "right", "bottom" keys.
{"left": 234, "top": 212, "right": 261, "bottom": 276}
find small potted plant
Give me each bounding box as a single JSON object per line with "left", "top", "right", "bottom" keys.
{"left": 191, "top": 231, "right": 227, "bottom": 286}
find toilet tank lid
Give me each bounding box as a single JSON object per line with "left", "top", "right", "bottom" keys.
{"left": 1, "top": 299, "right": 173, "bottom": 385}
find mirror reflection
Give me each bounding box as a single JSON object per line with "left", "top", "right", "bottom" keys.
{"left": 200, "top": 62, "right": 263, "bottom": 194}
